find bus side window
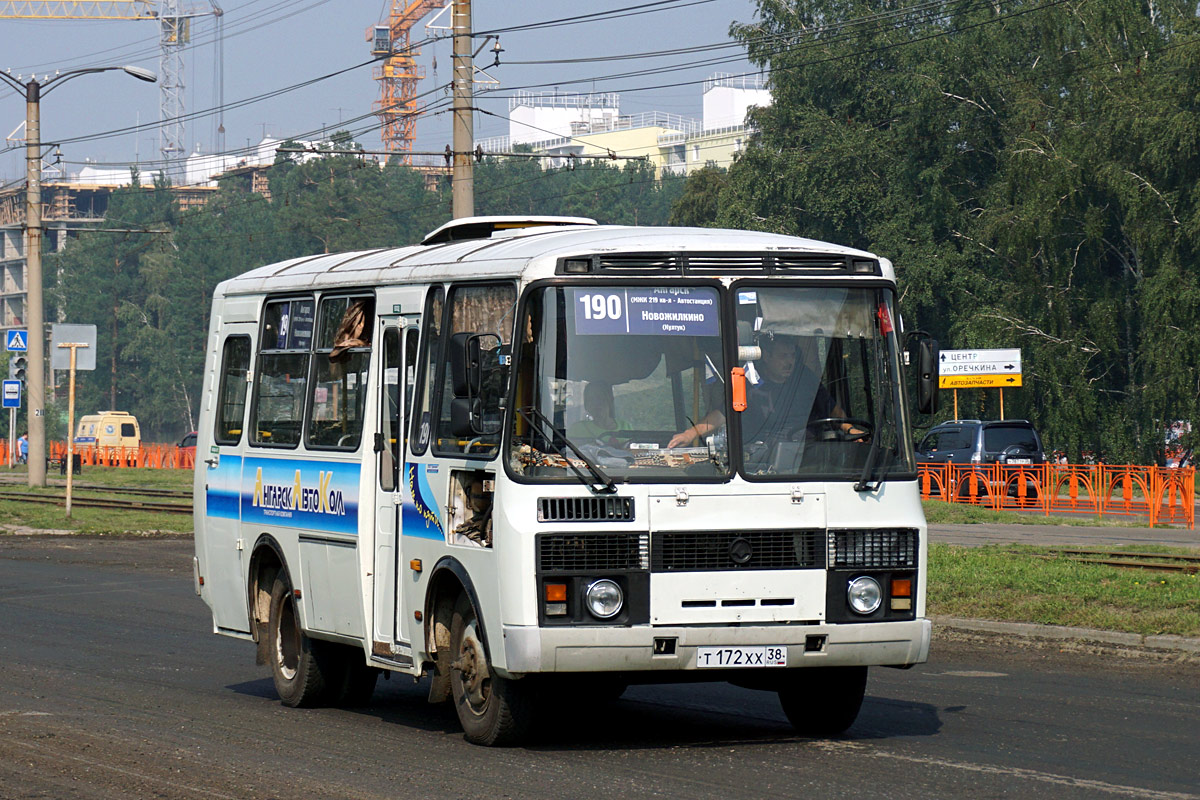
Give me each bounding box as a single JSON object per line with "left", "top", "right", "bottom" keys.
{"left": 410, "top": 287, "right": 444, "bottom": 457}
{"left": 251, "top": 297, "right": 314, "bottom": 448}
{"left": 380, "top": 326, "right": 402, "bottom": 490}
{"left": 215, "top": 336, "right": 251, "bottom": 445}
{"left": 434, "top": 283, "right": 516, "bottom": 458}
{"left": 307, "top": 295, "right": 374, "bottom": 451}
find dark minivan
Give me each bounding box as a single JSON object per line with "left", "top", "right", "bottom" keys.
{"left": 916, "top": 419, "right": 1046, "bottom": 466}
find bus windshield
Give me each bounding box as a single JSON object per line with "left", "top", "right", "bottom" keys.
{"left": 507, "top": 282, "right": 914, "bottom": 483}
{"left": 510, "top": 284, "right": 729, "bottom": 480}
{"left": 731, "top": 284, "right": 913, "bottom": 480}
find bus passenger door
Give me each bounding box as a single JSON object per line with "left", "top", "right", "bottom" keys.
{"left": 372, "top": 321, "right": 414, "bottom": 657}
{"left": 201, "top": 332, "right": 253, "bottom": 633}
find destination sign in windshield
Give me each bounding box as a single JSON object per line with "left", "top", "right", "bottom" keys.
{"left": 571, "top": 286, "right": 719, "bottom": 336}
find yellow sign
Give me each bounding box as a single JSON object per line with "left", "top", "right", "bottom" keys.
{"left": 940, "top": 374, "right": 1023, "bottom": 389}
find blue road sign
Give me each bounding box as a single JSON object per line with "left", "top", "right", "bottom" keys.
{"left": 6, "top": 330, "right": 27, "bottom": 352}
{"left": 2, "top": 380, "right": 20, "bottom": 409}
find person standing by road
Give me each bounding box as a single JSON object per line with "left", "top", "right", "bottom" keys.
{"left": 17, "top": 432, "right": 28, "bottom": 464}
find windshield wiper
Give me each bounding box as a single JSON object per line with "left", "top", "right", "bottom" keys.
{"left": 517, "top": 406, "right": 617, "bottom": 495}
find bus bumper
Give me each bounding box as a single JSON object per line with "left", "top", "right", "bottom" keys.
{"left": 500, "top": 618, "right": 931, "bottom": 675}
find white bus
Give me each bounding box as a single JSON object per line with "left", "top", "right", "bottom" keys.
{"left": 193, "top": 216, "right": 940, "bottom": 745}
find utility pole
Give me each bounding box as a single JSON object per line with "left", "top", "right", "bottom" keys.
{"left": 451, "top": 0, "right": 474, "bottom": 218}
{"left": 24, "top": 78, "right": 46, "bottom": 487}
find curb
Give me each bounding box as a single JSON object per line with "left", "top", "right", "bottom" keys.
{"left": 932, "top": 615, "right": 1200, "bottom": 655}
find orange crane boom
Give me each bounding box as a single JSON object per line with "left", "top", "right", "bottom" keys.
{"left": 369, "top": 1, "right": 443, "bottom": 164}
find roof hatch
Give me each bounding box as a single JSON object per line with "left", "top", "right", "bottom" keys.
{"left": 421, "top": 215, "right": 597, "bottom": 246}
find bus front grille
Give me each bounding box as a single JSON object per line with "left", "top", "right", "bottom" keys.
{"left": 651, "top": 529, "right": 824, "bottom": 572}
{"left": 538, "top": 496, "right": 635, "bottom": 522}
{"left": 538, "top": 533, "right": 649, "bottom": 572}
{"left": 827, "top": 529, "right": 918, "bottom": 569}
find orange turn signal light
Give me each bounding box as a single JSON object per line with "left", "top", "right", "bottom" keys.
{"left": 410, "top": 559, "right": 422, "bottom": 573}
{"left": 545, "top": 583, "right": 567, "bottom": 603}
{"left": 892, "top": 578, "right": 912, "bottom": 598}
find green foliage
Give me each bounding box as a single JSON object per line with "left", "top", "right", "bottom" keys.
{"left": 46, "top": 157, "right": 680, "bottom": 441}
{"left": 685, "top": 0, "right": 1200, "bottom": 463}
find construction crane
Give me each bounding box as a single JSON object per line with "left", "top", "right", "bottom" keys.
{"left": 0, "top": 0, "right": 224, "bottom": 176}
{"left": 369, "top": 1, "right": 444, "bottom": 164}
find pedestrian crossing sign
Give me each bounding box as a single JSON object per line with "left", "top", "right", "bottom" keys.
{"left": 5, "top": 330, "right": 27, "bottom": 352}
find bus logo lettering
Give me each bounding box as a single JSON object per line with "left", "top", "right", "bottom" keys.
{"left": 251, "top": 466, "right": 345, "bottom": 518}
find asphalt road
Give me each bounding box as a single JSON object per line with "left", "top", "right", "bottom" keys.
{"left": 1, "top": 535, "right": 1197, "bottom": 800}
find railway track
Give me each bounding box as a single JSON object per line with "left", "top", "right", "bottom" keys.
{"left": 1024, "top": 548, "right": 1200, "bottom": 575}
{"left": 0, "top": 476, "right": 190, "bottom": 499}
{"left": 0, "top": 491, "right": 192, "bottom": 514}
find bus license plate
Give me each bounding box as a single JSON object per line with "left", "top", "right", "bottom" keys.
{"left": 696, "top": 646, "right": 787, "bottom": 668}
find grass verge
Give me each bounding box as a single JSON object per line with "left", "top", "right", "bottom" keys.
{"left": 928, "top": 543, "right": 1200, "bottom": 637}
{"left": 0, "top": 465, "right": 192, "bottom": 535}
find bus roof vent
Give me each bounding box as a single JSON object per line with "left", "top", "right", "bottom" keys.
{"left": 421, "top": 216, "right": 598, "bottom": 246}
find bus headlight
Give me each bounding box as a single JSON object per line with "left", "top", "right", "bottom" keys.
{"left": 585, "top": 579, "right": 623, "bottom": 619}
{"left": 847, "top": 576, "right": 882, "bottom": 615}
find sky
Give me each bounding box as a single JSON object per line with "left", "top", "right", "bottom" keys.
{"left": 0, "top": 0, "right": 761, "bottom": 185}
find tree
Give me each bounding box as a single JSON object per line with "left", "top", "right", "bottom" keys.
{"left": 694, "top": 0, "right": 1200, "bottom": 462}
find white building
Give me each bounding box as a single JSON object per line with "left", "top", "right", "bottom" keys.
{"left": 702, "top": 72, "right": 771, "bottom": 130}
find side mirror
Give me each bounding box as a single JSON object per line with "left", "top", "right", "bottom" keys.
{"left": 448, "top": 332, "right": 505, "bottom": 437}
{"left": 449, "top": 332, "right": 479, "bottom": 398}
{"left": 916, "top": 338, "right": 940, "bottom": 415}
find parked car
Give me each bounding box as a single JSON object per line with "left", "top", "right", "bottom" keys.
{"left": 916, "top": 419, "right": 1046, "bottom": 498}
{"left": 177, "top": 431, "right": 197, "bottom": 458}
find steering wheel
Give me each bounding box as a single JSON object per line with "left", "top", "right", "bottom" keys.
{"left": 792, "top": 417, "right": 874, "bottom": 442}
{"left": 337, "top": 433, "right": 360, "bottom": 448}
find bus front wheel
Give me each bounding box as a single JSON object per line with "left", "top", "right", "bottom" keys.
{"left": 449, "top": 593, "right": 533, "bottom": 746}
{"left": 267, "top": 576, "right": 335, "bottom": 707}
{"left": 778, "top": 666, "right": 868, "bottom": 736}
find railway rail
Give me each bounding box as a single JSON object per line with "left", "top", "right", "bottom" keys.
{"left": 0, "top": 476, "right": 190, "bottom": 499}
{"left": 0, "top": 491, "right": 192, "bottom": 514}
{"left": 1022, "top": 548, "right": 1200, "bottom": 575}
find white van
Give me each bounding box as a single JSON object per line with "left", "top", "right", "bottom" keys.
{"left": 74, "top": 411, "right": 141, "bottom": 449}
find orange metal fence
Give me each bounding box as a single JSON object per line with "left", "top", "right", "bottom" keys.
{"left": 0, "top": 441, "right": 195, "bottom": 470}
{"left": 918, "top": 463, "right": 1195, "bottom": 528}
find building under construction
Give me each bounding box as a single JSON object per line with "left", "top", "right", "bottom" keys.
{"left": 0, "top": 181, "right": 214, "bottom": 334}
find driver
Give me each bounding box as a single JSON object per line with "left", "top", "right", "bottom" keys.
{"left": 668, "top": 334, "right": 864, "bottom": 448}
{"left": 568, "top": 381, "right": 629, "bottom": 440}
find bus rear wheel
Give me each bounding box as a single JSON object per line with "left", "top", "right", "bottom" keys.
{"left": 778, "top": 666, "right": 868, "bottom": 736}
{"left": 267, "top": 576, "right": 335, "bottom": 707}
{"left": 449, "top": 593, "right": 533, "bottom": 746}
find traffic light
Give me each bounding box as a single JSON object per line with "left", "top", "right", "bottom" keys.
{"left": 9, "top": 355, "right": 26, "bottom": 381}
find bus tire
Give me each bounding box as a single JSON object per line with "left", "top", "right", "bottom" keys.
{"left": 267, "top": 576, "right": 335, "bottom": 708}
{"left": 778, "top": 666, "right": 868, "bottom": 736}
{"left": 449, "top": 593, "right": 533, "bottom": 746}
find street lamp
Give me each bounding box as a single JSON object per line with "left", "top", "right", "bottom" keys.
{"left": 0, "top": 65, "right": 156, "bottom": 487}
